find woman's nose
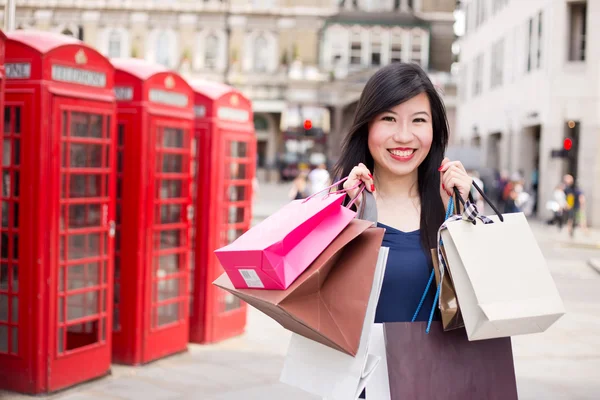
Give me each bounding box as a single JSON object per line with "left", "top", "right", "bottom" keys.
{"left": 392, "top": 122, "right": 412, "bottom": 142}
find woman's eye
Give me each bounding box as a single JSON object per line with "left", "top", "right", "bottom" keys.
{"left": 382, "top": 116, "right": 396, "bottom": 122}
{"left": 413, "top": 118, "right": 427, "bottom": 123}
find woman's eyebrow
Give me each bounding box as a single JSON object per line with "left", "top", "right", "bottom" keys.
{"left": 412, "top": 111, "right": 430, "bottom": 117}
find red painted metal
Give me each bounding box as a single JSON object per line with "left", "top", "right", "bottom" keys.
{"left": 0, "top": 30, "right": 116, "bottom": 394}
{"left": 111, "top": 58, "right": 194, "bottom": 365}
{"left": 189, "top": 80, "right": 255, "bottom": 344}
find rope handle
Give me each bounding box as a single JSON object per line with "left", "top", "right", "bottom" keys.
{"left": 411, "top": 197, "right": 454, "bottom": 332}
{"left": 301, "top": 176, "right": 366, "bottom": 211}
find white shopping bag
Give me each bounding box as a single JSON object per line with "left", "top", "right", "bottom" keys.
{"left": 364, "top": 323, "right": 391, "bottom": 400}
{"left": 441, "top": 212, "right": 565, "bottom": 341}
{"left": 280, "top": 247, "right": 389, "bottom": 400}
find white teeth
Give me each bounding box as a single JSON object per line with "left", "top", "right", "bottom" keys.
{"left": 389, "top": 149, "right": 415, "bottom": 157}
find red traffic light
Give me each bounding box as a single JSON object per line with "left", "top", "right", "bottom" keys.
{"left": 303, "top": 119, "right": 312, "bottom": 130}
{"left": 563, "top": 138, "right": 573, "bottom": 151}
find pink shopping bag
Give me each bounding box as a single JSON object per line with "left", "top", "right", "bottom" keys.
{"left": 214, "top": 179, "right": 364, "bottom": 290}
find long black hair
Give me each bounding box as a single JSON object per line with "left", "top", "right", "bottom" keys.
{"left": 333, "top": 62, "right": 450, "bottom": 257}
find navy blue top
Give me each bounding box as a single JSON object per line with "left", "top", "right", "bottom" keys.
{"left": 374, "top": 222, "right": 440, "bottom": 323}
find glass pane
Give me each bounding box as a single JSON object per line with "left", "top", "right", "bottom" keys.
{"left": 157, "top": 303, "right": 179, "bottom": 326}
{"left": 1, "top": 202, "right": 7, "bottom": 227}
{"left": 162, "top": 128, "right": 184, "bottom": 148}
{"left": 13, "top": 203, "right": 19, "bottom": 228}
{"left": 68, "top": 204, "right": 102, "bottom": 229}
{"left": 69, "top": 174, "right": 101, "bottom": 198}
{"left": 11, "top": 327, "right": 17, "bottom": 354}
{"left": 67, "top": 291, "right": 98, "bottom": 320}
{"left": 13, "top": 139, "right": 20, "bottom": 166}
{"left": 117, "top": 151, "right": 123, "bottom": 172}
{"left": 70, "top": 143, "right": 103, "bottom": 168}
{"left": 2, "top": 171, "right": 9, "bottom": 197}
{"left": 14, "top": 108, "right": 21, "bottom": 134}
{"left": 161, "top": 154, "right": 183, "bottom": 173}
{"left": 2, "top": 139, "right": 10, "bottom": 166}
{"left": 67, "top": 233, "right": 101, "bottom": 260}
{"left": 0, "top": 325, "right": 8, "bottom": 352}
{"left": 13, "top": 235, "right": 18, "bottom": 260}
{"left": 230, "top": 142, "right": 248, "bottom": 158}
{"left": 12, "top": 171, "right": 19, "bottom": 197}
{"left": 0, "top": 294, "right": 7, "bottom": 321}
{"left": 228, "top": 163, "right": 247, "bottom": 179}
{"left": 11, "top": 297, "right": 17, "bottom": 323}
{"left": 0, "top": 264, "right": 7, "bottom": 290}
{"left": 157, "top": 230, "right": 182, "bottom": 250}
{"left": 57, "top": 327, "right": 64, "bottom": 353}
{"left": 101, "top": 318, "right": 106, "bottom": 341}
{"left": 157, "top": 278, "right": 180, "bottom": 301}
{"left": 59, "top": 266, "right": 64, "bottom": 292}
{"left": 114, "top": 283, "right": 120, "bottom": 307}
{"left": 0, "top": 240, "right": 6, "bottom": 260}
{"left": 118, "top": 124, "right": 125, "bottom": 146}
{"left": 62, "top": 111, "right": 68, "bottom": 137}
{"left": 158, "top": 180, "right": 182, "bottom": 198}
{"left": 227, "top": 229, "right": 244, "bottom": 244}
{"left": 71, "top": 112, "right": 103, "bottom": 138}
{"left": 157, "top": 204, "right": 182, "bottom": 224}
{"left": 12, "top": 265, "right": 18, "bottom": 292}
{"left": 227, "top": 185, "right": 246, "bottom": 202}
{"left": 66, "top": 320, "right": 99, "bottom": 351}
{"left": 113, "top": 308, "right": 120, "bottom": 332}
{"left": 59, "top": 297, "right": 64, "bottom": 322}
{"left": 3, "top": 107, "right": 10, "bottom": 133}
{"left": 157, "top": 254, "right": 180, "bottom": 274}
{"left": 228, "top": 207, "right": 244, "bottom": 224}
{"left": 102, "top": 289, "right": 107, "bottom": 312}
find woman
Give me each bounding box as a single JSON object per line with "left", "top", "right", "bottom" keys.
{"left": 334, "top": 63, "right": 516, "bottom": 398}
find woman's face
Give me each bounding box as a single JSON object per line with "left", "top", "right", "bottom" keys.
{"left": 367, "top": 92, "right": 433, "bottom": 178}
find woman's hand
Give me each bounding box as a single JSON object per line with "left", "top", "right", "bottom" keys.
{"left": 439, "top": 157, "right": 472, "bottom": 207}
{"left": 342, "top": 163, "right": 375, "bottom": 208}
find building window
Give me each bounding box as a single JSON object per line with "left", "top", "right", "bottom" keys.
{"left": 205, "top": 34, "right": 219, "bottom": 69}
{"left": 350, "top": 29, "right": 362, "bottom": 65}
{"left": 568, "top": 2, "right": 587, "bottom": 61}
{"left": 410, "top": 29, "right": 423, "bottom": 66}
{"left": 527, "top": 17, "right": 533, "bottom": 72}
{"left": 156, "top": 32, "right": 172, "bottom": 67}
{"left": 472, "top": 54, "right": 483, "bottom": 97}
{"left": 491, "top": 39, "right": 504, "bottom": 88}
{"left": 108, "top": 31, "right": 122, "bottom": 58}
{"left": 537, "top": 11, "right": 543, "bottom": 68}
{"left": 390, "top": 31, "right": 403, "bottom": 63}
{"left": 371, "top": 31, "right": 382, "bottom": 66}
{"left": 253, "top": 34, "right": 269, "bottom": 72}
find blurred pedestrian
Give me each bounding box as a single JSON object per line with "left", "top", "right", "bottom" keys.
{"left": 563, "top": 174, "right": 581, "bottom": 238}
{"left": 308, "top": 163, "right": 331, "bottom": 197}
{"left": 546, "top": 183, "right": 567, "bottom": 230}
{"left": 288, "top": 168, "right": 309, "bottom": 200}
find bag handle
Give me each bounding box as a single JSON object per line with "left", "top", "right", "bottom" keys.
{"left": 411, "top": 197, "right": 455, "bottom": 333}
{"left": 453, "top": 182, "right": 504, "bottom": 223}
{"left": 302, "top": 176, "right": 366, "bottom": 210}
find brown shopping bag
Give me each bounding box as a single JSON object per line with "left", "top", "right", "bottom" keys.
{"left": 214, "top": 219, "right": 385, "bottom": 357}
{"left": 431, "top": 247, "right": 464, "bottom": 331}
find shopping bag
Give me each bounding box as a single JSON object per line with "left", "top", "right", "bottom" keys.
{"left": 214, "top": 178, "right": 364, "bottom": 290}
{"left": 383, "top": 322, "right": 518, "bottom": 400}
{"left": 214, "top": 219, "right": 385, "bottom": 356}
{"left": 279, "top": 246, "right": 389, "bottom": 400}
{"left": 432, "top": 193, "right": 465, "bottom": 331}
{"left": 438, "top": 184, "right": 565, "bottom": 341}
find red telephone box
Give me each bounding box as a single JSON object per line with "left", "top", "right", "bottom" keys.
{"left": 189, "top": 81, "right": 256, "bottom": 344}
{"left": 0, "top": 31, "right": 116, "bottom": 394}
{"left": 111, "top": 58, "right": 194, "bottom": 365}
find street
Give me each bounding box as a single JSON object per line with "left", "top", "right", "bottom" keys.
{"left": 2, "top": 181, "right": 600, "bottom": 400}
